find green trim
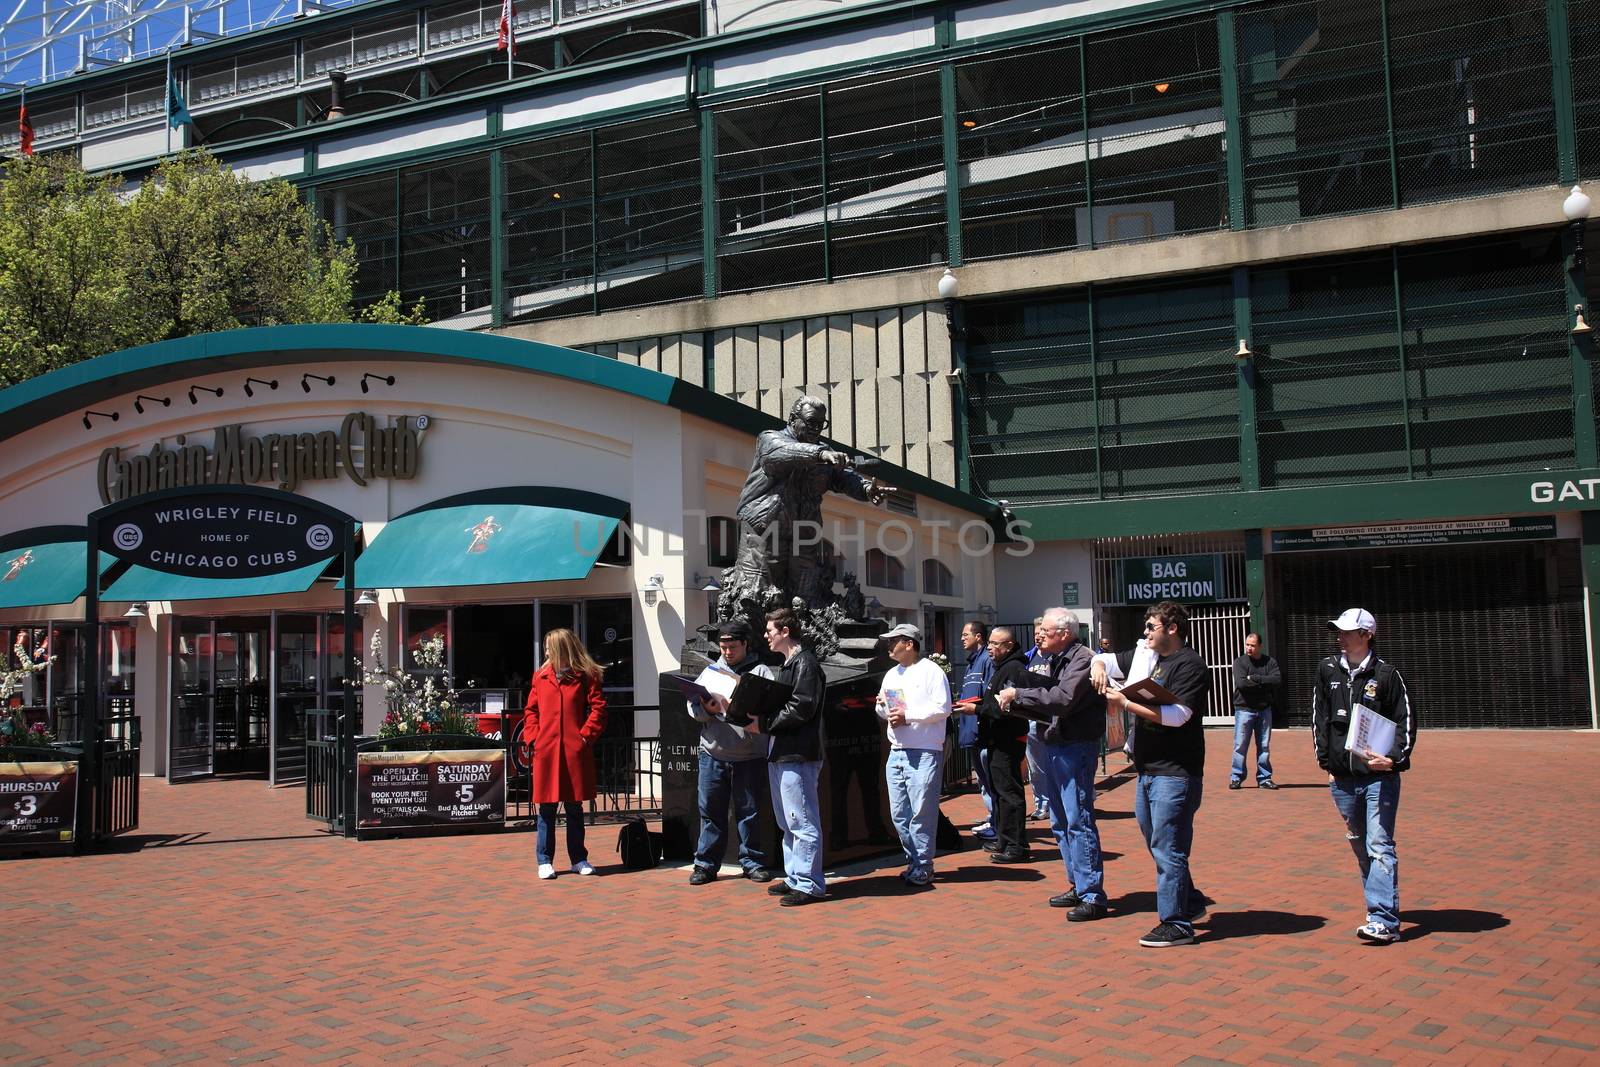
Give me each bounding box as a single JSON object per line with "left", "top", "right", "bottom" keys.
{"left": 489, "top": 145, "right": 506, "bottom": 328}
{"left": 1086, "top": 282, "right": 1103, "bottom": 496}
{"left": 1390, "top": 247, "right": 1414, "bottom": 477}
{"left": 1243, "top": 528, "right": 1265, "bottom": 637}
{"left": 1217, "top": 9, "right": 1245, "bottom": 232}
{"left": 699, "top": 102, "right": 718, "bottom": 298}
{"left": 1233, "top": 266, "right": 1258, "bottom": 492}
{"left": 589, "top": 127, "right": 601, "bottom": 316}
{"left": 1078, "top": 42, "right": 1093, "bottom": 250}
{"left": 0, "top": 526, "right": 86, "bottom": 553}
{"left": 1566, "top": 225, "right": 1597, "bottom": 466}
{"left": 1379, "top": 0, "right": 1400, "bottom": 210}
{"left": 820, "top": 87, "right": 833, "bottom": 281}
{"left": 940, "top": 60, "right": 962, "bottom": 267}
{"left": 1549, "top": 0, "right": 1579, "bottom": 183}
{"left": 1014, "top": 467, "right": 1600, "bottom": 541}
{"left": 1582, "top": 510, "right": 1600, "bottom": 729}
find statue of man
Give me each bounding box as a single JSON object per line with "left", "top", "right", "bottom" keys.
{"left": 731, "top": 396, "right": 894, "bottom": 610}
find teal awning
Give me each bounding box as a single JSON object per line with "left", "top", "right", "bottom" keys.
{"left": 101, "top": 556, "right": 337, "bottom": 603}
{"left": 0, "top": 537, "right": 110, "bottom": 609}
{"left": 355, "top": 491, "right": 624, "bottom": 590}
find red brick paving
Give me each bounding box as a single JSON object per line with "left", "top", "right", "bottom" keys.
{"left": 5, "top": 729, "right": 1599, "bottom": 1066}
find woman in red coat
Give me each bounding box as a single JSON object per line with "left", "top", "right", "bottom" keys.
{"left": 524, "top": 628, "right": 607, "bottom": 879}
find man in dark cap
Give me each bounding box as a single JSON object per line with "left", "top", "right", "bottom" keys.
{"left": 686, "top": 619, "right": 775, "bottom": 884}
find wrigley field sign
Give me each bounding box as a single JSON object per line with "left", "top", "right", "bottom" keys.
{"left": 103, "top": 491, "right": 346, "bottom": 578}
{"left": 97, "top": 413, "right": 428, "bottom": 504}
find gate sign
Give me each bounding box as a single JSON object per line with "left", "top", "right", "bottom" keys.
{"left": 101, "top": 491, "right": 344, "bottom": 579}
{"left": 1118, "top": 555, "right": 1221, "bottom": 605}
{"left": 0, "top": 759, "right": 78, "bottom": 844}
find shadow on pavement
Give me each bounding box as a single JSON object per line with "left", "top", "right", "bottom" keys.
{"left": 1201, "top": 909, "right": 1327, "bottom": 940}
{"left": 1402, "top": 908, "right": 1510, "bottom": 938}
{"left": 94, "top": 831, "right": 334, "bottom": 853}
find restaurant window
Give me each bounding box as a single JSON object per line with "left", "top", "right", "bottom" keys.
{"left": 866, "top": 548, "right": 906, "bottom": 590}
{"left": 922, "top": 559, "right": 957, "bottom": 598}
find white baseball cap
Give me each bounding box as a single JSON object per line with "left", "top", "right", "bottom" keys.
{"left": 1328, "top": 608, "right": 1377, "bottom": 635}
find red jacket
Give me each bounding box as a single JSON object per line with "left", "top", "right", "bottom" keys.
{"left": 523, "top": 665, "right": 607, "bottom": 803}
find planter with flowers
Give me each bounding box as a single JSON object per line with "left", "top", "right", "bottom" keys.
{"left": 0, "top": 634, "right": 56, "bottom": 753}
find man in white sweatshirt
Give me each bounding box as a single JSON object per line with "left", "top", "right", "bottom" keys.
{"left": 875, "top": 622, "right": 953, "bottom": 888}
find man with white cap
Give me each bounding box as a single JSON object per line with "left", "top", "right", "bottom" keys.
{"left": 1312, "top": 608, "right": 1417, "bottom": 944}
{"left": 875, "top": 622, "right": 953, "bottom": 887}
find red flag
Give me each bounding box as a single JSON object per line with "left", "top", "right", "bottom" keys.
{"left": 496, "top": 0, "right": 516, "bottom": 56}
{"left": 18, "top": 103, "right": 34, "bottom": 156}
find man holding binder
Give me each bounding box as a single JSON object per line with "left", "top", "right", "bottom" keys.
{"left": 687, "top": 620, "right": 775, "bottom": 886}
{"left": 1092, "top": 601, "right": 1211, "bottom": 948}
{"left": 1312, "top": 608, "right": 1416, "bottom": 945}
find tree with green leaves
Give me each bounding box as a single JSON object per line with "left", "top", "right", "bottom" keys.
{"left": 0, "top": 150, "right": 425, "bottom": 387}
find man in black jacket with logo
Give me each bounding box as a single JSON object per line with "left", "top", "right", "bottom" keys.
{"left": 962, "top": 627, "right": 1051, "bottom": 865}
{"left": 749, "top": 607, "right": 828, "bottom": 906}
{"left": 1093, "top": 601, "right": 1211, "bottom": 947}
{"left": 1312, "top": 608, "right": 1416, "bottom": 944}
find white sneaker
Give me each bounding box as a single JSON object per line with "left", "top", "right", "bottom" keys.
{"left": 1356, "top": 921, "right": 1399, "bottom": 943}
{"left": 572, "top": 860, "right": 596, "bottom": 876}
{"left": 538, "top": 863, "right": 556, "bottom": 880}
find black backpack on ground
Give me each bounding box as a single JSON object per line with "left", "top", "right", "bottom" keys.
{"left": 617, "top": 818, "right": 661, "bottom": 870}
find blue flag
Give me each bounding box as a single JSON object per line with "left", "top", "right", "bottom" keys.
{"left": 168, "top": 71, "right": 192, "bottom": 129}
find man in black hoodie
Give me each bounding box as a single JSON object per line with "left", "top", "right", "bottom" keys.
{"left": 1312, "top": 608, "right": 1416, "bottom": 944}
{"left": 961, "top": 627, "right": 1051, "bottom": 865}
{"left": 749, "top": 608, "right": 828, "bottom": 906}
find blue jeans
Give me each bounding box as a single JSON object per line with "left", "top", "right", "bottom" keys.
{"left": 1035, "top": 740, "right": 1105, "bottom": 904}
{"left": 1330, "top": 774, "right": 1401, "bottom": 930}
{"left": 536, "top": 801, "right": 586, "bottom": 865}
{"left": 1026, "top": 734, "right": 1048, "bottom": 811}
{"left": 694, "top": 750, "right": 767, "bottom": 874}
{"left": 1133, "top": 774, "right": 1204, "bottom": 929}
{"left": 885, "top": 747, "right": 945, "bottom": 880}
{"left": 769, "top": 761, "right": 824, "bottom": 897}
{"left": 1230, "top": 708, "right": 1274, "bottom": 783}
{"left": 966, "top": 745, "right": 995, "bottom": 819}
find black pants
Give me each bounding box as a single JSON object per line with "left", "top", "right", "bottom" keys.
{"left": 987, "top": 737, "right": 1028, "bottom": 854}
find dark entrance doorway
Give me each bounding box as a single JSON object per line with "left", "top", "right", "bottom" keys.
{"left": 171, "top": 617, "right": 270, "bottom": 779}
{"left": 1268, "top": 540, "right": 1590, "bottom": 728}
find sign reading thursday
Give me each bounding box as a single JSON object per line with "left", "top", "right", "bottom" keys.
{"left": 102, "top": 491, "right": 345, "bottom": 579}
{"left": 0, "top": 760, "right": 79, "bottom": 845}
{"left": 1271, "top": 517, "right": 1558, "bottom": 553}
{"left": 356, "top": 749, "right": 506, "bottom": 836}
{"left": 1117, "top": 555, "right": 1220, "bottom": 604}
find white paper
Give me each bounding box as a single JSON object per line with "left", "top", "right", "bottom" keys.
{"left": 1345, "top": 704, "right": 1396, "bottom": 757}
{"left": 695, "top": 663, "right": 739, "bottom": 701}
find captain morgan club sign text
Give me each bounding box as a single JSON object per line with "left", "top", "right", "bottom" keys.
{"left": 96, "top": 413, "right": 427, "bottom": 504}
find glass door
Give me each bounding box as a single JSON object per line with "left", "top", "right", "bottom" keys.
{"left": 273, "top": 613, "right": 320, "bottom": 784}
{"left": 170, "top": 619, "right": 215, "bottom": 780}
{"left": 213, "top": 620, "right": 269, "bottom": 774}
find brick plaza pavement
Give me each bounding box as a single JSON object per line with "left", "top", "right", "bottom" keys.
{"left": 5, "top": 729, "right": 1599, "bottom": 1066}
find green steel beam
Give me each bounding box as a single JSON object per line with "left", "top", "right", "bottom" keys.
{"left": 1243, "top": 528, "right": 1266, "bottom": 638}
{"left": 1379, "top": 0, "right": 1400, "bottom": 210}
{"left": 698, "top": 97, "right": 718, "bottom": 300}
{"left": 488, "top": 144, "right": 505, "bottom": 329}
{"left": 940, "top": 61, "right": 962, "bottom": 267}
{"left": 1087, "top": 283, "right": 1103, "bottom": 497}
{"left": 820, "top": 88, "right": 832, "bottom": 281}
{"left": 589, "top": 127, "right": 600, "bottom": 317}
{"left": 1014, "top": 465, "right": 1600, "bottom": 542}
{"left": 1391, "top": 248, "right": 1415, "bottom": 478}
{"left": 1567, "top": 224, "right": 1598, "bottom": 467}
{"left": 1549, "top": 0, "right": 1579, "bottom": 183}
{"left": 1217, "top": 9, "right": 1246, "bottom": 232}
{"left": 1583, "top": 511, "right": 1600, "bottom": 728}
{"left": 1233, "top": 266, "right": 1258, "bottom": 491}
{"left": 1079, "top": 40, "right": 1094, "bottom": 250}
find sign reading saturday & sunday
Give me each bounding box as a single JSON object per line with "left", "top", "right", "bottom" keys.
{"left": 1270, "top": 516, "right": 1558, "bottom": 552}
{"left": 356, "top": 749, "right": 506, "bottom": 836}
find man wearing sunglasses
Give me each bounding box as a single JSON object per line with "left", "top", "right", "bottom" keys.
{"left": 1093, "top": 601, "right": 1211, "bottom": 947}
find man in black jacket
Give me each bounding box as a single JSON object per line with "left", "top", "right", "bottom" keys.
{"left": 1229, "top": 633, "right": 1282, "bottom": 790}
{"left": 997, "top": 608, "right": 1109, "bottom": 921}
{"left": 961, "top": 627, "right": 1051, "bottom": 865}
{"left": 1094, "top": 601, "right": 1211, "bottom": 948}
{"left": 749, "top": 607, "right": 828, "bottom": 906}
{"left": 1312, "top": 608, "right": 1416, "bottom": 944}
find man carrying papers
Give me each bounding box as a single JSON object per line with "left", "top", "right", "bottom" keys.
{"left": 686, "top": 619, "right": 775, "bottom": 885}
{"left": 1312, "top": 608, "right": 1417, "bottom": 944}
{"left": 875, "top": 623, "right": 953, "bottom": 888}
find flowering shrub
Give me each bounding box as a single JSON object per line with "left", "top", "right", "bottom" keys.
{"left": 926, "top": 651, "right": 953, "bottom": 678}
{"left": 0, "top": 634, "right": 55, "bottom": 748}
{"left": 362, "top": 630, "right": 479, "bottom": 741}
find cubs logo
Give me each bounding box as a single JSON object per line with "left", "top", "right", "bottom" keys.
{"left": 1364, "top": 681, "right": 1378, "bottom": 699}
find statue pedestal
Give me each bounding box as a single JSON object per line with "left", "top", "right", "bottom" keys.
{"left": 657, "top": 620, "right": 897, "bottom": 868}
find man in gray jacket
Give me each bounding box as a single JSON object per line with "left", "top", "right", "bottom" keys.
{"left": 688, "top": 619, "right": 774, "bottom": 884}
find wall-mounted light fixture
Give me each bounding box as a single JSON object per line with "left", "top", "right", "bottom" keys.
{"left": 123, "top": 601, "right": 148, "bottom": 619}
{"left": 693, "top": 572, "right": 722, "bottom": 592}
{"left": 188, "top": 385, "right": 224, "bottom": 404}
{"left": 1575, "top": 305, "right": 1593, "bottom": 336}
{"left": 642, "top": 574, "right": 666, "bottom": 606}
{"left": 302, "top": 373, "right": 336, "bottom": 392}
{"left": 360, "top": 373, "right": 396, "bottom": 393}
{"left": 134, "top": 394, "right": 170, "bottom": 414}
{"left": 1235, "top": 338, "right": 1253, "bottom": 360}
{"left": 244, "top": 377, "right": 278, "bottom": 397}
{"left": 82, "top": 410, "right": 118, "bottom": 429}
{"left": 354, "top": 589, "right": 378, "bottom": 611}
{"left": 1567, "top": 184, "right": 1592, "bottom": 272}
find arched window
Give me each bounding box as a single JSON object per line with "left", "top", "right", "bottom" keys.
{"left": 865, "top": 548, "right": 906, "bottom": 590}
{"left": 921, "top": 559, "right": 957, "bottom": 597}
{"left": 706, "top": 516, "right": 738, "bottom": 568}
